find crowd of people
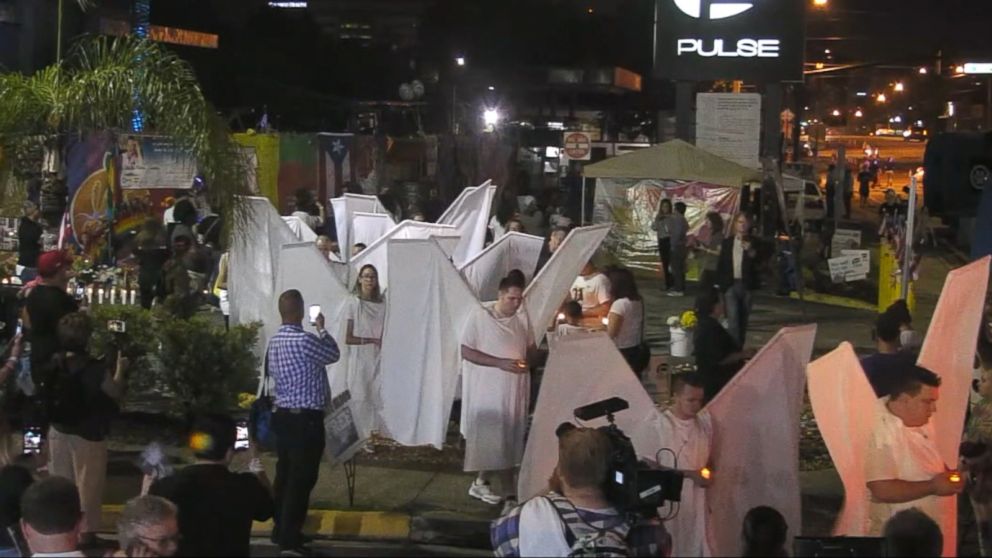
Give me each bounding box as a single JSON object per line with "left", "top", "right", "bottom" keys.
{"left": 1, "top": 177, "right": 982, "bottom": 558}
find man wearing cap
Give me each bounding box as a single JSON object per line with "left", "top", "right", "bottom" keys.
{"left": 17, "top": 201, "right": 43, "bottom": 282}
{"left": 26, "top": 250, "right": 78, "bottom": 377}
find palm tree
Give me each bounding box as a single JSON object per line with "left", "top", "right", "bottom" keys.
{"left": 0, "top": 34, "right": 250, "bottom": 241}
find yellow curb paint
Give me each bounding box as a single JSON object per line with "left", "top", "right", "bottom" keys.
{"left": 102, "top": 504, "right": 408, "bottom": 540}
{"left": 789, "top": 291, "right": 877, "bottom": 312}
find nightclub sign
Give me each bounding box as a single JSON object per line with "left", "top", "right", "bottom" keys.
{"left": 655, "top": 0, "right": 805, "bottom": 82}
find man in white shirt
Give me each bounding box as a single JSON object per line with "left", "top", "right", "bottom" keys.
{"left": 866, "top": 365, "right": 963, "bottom": 535}
{"left": 461, "top": 277, "right": 535, "bottom": 507}
{"left": 656, "top": 373, "right": 713, "bottom": 557}
{"left": 21, "top": 477, "right": 85, "bottom": 557}
{"left": 570, "top": 261, "right": 612, "bottom": 318}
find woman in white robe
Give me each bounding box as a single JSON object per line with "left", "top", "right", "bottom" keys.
{"left": 344, "top": 264, "right": 386, "bottom": 441}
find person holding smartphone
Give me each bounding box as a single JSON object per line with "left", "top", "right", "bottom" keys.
{"left": 265, "top": 290, "right": 339, "bottom": 555}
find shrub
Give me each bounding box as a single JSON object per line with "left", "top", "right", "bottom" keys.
{"left": 88, "top": 304, "right": 261, "bottom": 417}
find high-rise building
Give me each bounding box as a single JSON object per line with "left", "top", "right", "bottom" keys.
{"left": 307, "top": 0, "right": 434, "bottom": 48}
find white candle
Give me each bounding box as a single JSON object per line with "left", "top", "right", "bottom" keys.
{"left": 129, "top": 289, "right": 136, "bottom": 305}
{"left": 97, "top": 289, "right": 104, "bottom": 305}
{"left": 86, "top": 287, "right": 93, "bottom": 305}
{"left": 110, "top": 288, "right": 116, "bottom": 305}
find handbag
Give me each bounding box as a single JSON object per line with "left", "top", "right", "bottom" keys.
{"left": 249, "top": 348, "right": 278, "bottom": 452}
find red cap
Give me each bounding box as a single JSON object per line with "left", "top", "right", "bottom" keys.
{"left": 37, "top": 250, "right": 73, "bottom": 278}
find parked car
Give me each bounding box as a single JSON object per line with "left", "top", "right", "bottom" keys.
{"left": 783, "top": 175, "right": 826, "bottom": 229}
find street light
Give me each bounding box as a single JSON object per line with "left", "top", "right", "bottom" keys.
{"left": 894, "top": 82, "right": 905, "bottom": 92}
{"left": 876, "top": 93, "right": 887, "bottom": 103}
{"left": 455, "top": 56, "right": 466, "bottom": 67}
{"left": 919, "top": 67, "right": 928, "bottom": 74}
{"left": 483, "top": 108, "right": 501, "bottom": 128}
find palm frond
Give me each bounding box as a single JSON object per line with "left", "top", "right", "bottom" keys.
{"left": 0, "top": 35, "right": 250, "bottom": 242}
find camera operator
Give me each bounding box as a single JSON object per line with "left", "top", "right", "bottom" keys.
{"left": 491, "top": 427, "right": 670, "bottom": 557}
{"left": 45, "top": 312, "right": 127, "bottom": 548}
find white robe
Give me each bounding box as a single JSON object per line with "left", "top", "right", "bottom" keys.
{"left": 657, "top": 409, "right": 713, "bottom": 558}
{"left": 460, "top": 303, "right": 531, "bottom": 472}
{"left": 865, "top": 398, "right": 947, "bottom": 535}
{"left": 345, "top": 297, "right": 386, "bottom": 439}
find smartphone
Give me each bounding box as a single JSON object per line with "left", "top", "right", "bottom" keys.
{"left": 235, "top": 419, "right": 249, "bottom": 451}
{"left": 22, "top": 426, "right": 42, "bottom": 455}
{"left": 308, "top": 304, "right": 321, "bottom": 325}
{"left": 108, "top": 320, "right": 127, "bottom": 333}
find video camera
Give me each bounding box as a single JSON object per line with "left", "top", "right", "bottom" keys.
{"left": 559, "top": 397, "right": 683, "bottom": 518}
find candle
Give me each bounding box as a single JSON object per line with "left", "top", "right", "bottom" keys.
{"left": 97, "top": 289, "right": 104, "bottom": 305}
{"left": 110, "top": 288, "right": 116, "bottom": 305}
{"left": 557, "top": 313, "right": 565, "bottom": 322}
{"left": 700, "top": 467, "right": 712, "bottom": 481}
{"left": 86, "top": 287, "right": 93, "bottom": 305}
{"left": 601, "top": 317, "right": 609, "bottom": 326}
{"left": 129, "top": 289, "right": 136, "bottom": 305}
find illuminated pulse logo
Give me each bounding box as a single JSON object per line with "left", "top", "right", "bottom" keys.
{"left": 673, "top": 0, "right": 754, "bottom": 19}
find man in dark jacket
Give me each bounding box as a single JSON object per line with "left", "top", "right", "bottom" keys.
{"left": 716, "top": 214, "right": 761, "bottom": 346}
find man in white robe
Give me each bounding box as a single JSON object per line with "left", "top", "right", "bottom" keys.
{"left": 461, "top": 278, "right": 534, "bottom": 506}
{"left": 866, "top": 365, "right": 963, "bottom": 535}
{"left": 656, "top": 372, "right": 713, "bottom": 557}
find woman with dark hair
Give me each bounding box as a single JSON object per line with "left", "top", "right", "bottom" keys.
{"left": 741, "top": 505, "right": 789, "bottom": 557}
{"left": 885, "top": 299, "right": 922, "bottom": 354}
{"left": 695, "top": 212, "right": 725, "bottom": 292}
{"left": 654, "top": 199, "right": 675, "bottom": 291}
{"left": 692, "top": 290, "right": 752, "bottom": 403}
{"left": 0, "top": 465, "right": 33, "bottom": 556}
{"left": 344, "top": 265, "right": 386, "bottom": 443}
{"left": 606, "top": 268, "right": 647, "bottom": 375}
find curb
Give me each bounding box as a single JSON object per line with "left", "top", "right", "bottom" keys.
{"left": 788, "top": 291, "right": 878, "bottom": 312}
{"left": 101, "top": 505, "right": 412, "bottom": 541}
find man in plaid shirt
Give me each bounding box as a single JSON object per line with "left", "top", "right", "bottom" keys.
{"left": 267, "top": 289, "right": 340, "bottom": 556}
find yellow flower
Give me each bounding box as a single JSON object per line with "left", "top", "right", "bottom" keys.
{"left": 237, "top": 392, "right": 257, "bottom": 410}
{"left": 680, "top": 310, "right": 697, "bottom": 329}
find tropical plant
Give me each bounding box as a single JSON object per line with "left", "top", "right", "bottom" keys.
{"left": 155, "top": 314, "right": 260, "bottom": 418}
{"left": 0, "top": 34, "right": 250, "bottom": 238}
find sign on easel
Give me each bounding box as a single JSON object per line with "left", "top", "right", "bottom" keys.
{"left": 324, "top": 390, "right": 365, "bottom": 466}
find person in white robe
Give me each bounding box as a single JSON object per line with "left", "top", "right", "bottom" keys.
{"left": 461, "top": 277, "right": 535, "bottom": 507}
{"left": 655, "top": 372, "right": 713, "bottom": 557}
{"left": 865, "top": 365, "right": 963, "bottom": 535}
{"left": 344, "top": 264, "right": 387, "bottom": 443}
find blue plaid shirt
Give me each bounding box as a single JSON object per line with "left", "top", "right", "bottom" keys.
{"left": 267, "top": 324, "right": 340, "bottom": 410}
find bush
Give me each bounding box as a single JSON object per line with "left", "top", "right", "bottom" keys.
{"left": 88, "top": 304, "right": 261, "bottom": 417}
{"left": 155, "top": 314, "right": 260, "bottom": 417}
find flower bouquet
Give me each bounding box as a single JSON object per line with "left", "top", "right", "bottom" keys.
{"left": 667, "top": 310, "right": 697, "bottom": 357}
